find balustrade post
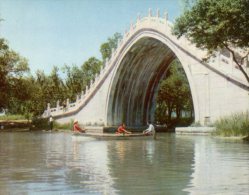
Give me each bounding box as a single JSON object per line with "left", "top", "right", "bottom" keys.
{"left": 130, "top": 21, "right": 133, "bottom": 31}
{"left": 117, "top": 39, "right": 121, "bottom": 48}
{"left": 156, "top": 9, "right": 160, "bottom": 18}
{"left": 105, "top": 58, "right": 109, "bottom": 67}
{"left": 47, "top": 103, "right": 51, "bottom": 117}
{"left": 66, "top": 98, "right": 69, "bottom": 108}
{"left": 229, "top": 51, "right": 234, "bottom": 73}
{"left": 81, "top": 91, "right": 84, "bottom": 99}
{"left": 56, "top": 100, "right": 60, "bottom": 111}
{"left": 103, "top": 60, "right": 106, "bottom": 68}
{"left": 137, "top": 13, "right": 141, "bottom": 23}
{"left": 100, "top": 65, "right": 104, "bottom": 73}
{"left": 164, "top": 11, "right": 168, "bottom": 22}
{"left": 76, "top": 95, "right": 79, "bottom": 103}
{"left": 86, "top": 85, "right": 89, "bottom": 93}
{"left": 245, "top": 57, "right": 249, "bottom": 74}
{"left": 243, "top": 57, "right": 248, "bottom": 67}
{"left": 216, "top": 51, "right": 221, "bottom": 66}
{"left": 125, "top": 29, "right": 129, "bottom": 38}
{"left": 111, "top": 48, "right": 114, "bottom": 58}
{"left": 47, "top": 103, "right": 50, "bottom": 110}
{"left": 148, "top": 8, "right": 152, "bottom": 17}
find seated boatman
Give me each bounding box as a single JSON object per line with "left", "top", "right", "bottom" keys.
{"left": 143, "top": 121, "right": 155, "bottom": 135}
{"left": 116, "top": 123, "right": 132, "bottom": 134}
{"left": 73, "top": 119, "right": 86, "bottom": 133}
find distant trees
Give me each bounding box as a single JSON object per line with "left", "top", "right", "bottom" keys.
{"left": 62, "top": 64, "right": 84, "bottom": 100}
{"left": 155, "top": 60, "right": 194, "bottom": 126}
{"left": 0, "top": 38, "right": 30, "bottom": 114}
{"left": 174, "top": 0, "right": 249, "bottom": 83}
{"left": 100, "top": 32, "right": 122, "bottom": 60}
{"left": 0, "top": 32, "right": 121, "bottom": 118}
{"left": 81, "top": 57, "right": 102, "bottom": 86}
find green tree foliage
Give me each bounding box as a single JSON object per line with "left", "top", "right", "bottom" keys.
{"left": 81, "top": 57, "right": 102, "bottom": 86}
{"left": 173, "top": 0, "right": 249, "bottom": 83}
{"left": 62, "top": 64, "right": 84, "bottom": 100}
{"left": 34, "top": 70, "right": 50, "bottom": 111}
{"left": 48, "top": 66, "right": 65, "bottom": 101}
{"left": 155, "top": 60, "right": 194, "bottom": 126}
{"left": 100, "top": 32, "right": 122, "bottom": 60}
{"left": 0, "top": 38, "right": 30, "bottom": 111}
{"left": 0, "top": 32, "right": 121, "bottom": 117}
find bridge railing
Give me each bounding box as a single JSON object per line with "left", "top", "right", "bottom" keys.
{"left": 43, "top": 8, "right": 248, "bottom": 118}
{"left": 207, "top": 49, "right": 249, "bottom": 83}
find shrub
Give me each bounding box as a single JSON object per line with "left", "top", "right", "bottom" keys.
{"left": 31, "top": 117, "right": 49, "bottom": 130}
{"left": 54, "top": 120, "right": 74, "bottom": 130}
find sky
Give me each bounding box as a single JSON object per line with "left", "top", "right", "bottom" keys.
{"left": 0, "top": 0, "right": 183, "bottom": 74}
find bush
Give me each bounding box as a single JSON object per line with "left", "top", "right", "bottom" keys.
{"left": 31, "top": 117, "right": 73, "bottom": 131}
{"left": 214, "top": 112, "right": 249, "bottom": 136}
{"left": 54, "top": 120, "right": 74, "bottom": 130}
{"left": 31, "top": 117, "right": 49, "bottom": 130}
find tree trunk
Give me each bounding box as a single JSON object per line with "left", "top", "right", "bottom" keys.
{"left": 226, "top": 46, "right": 249, "bottom": 84}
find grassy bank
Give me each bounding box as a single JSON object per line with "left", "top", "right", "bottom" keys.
{"left": 0, "top": 115, "right": 29, "bottom": 130}
{"left": 0, "top": 114, "right": 27, "bottom": 121}
{"left": 0, "top": 115, "right": 73, "bottom": 131}
{"left": 214, "top": 112, "right": 249, "bottom": 137}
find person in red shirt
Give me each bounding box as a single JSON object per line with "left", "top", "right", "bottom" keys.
{"left": 116, "top": 123, "right": 131, "bottom": 134}
{"left": 73, "top": 119, "right": 86, "bottom": 133}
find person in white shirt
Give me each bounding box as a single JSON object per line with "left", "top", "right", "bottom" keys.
{"left": 143, "top": 122, "right": 155, "bottom": 135}
{"left": 49, "top": 115, "right": 53, "bottom": 130}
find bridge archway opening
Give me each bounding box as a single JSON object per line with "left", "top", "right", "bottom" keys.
{"left": 107, "top": 37, "right": 194, "bottom": 127}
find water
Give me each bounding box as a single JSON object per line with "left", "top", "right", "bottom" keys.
{"left": 0, "top": 132, "right": 248, "bottom": 195}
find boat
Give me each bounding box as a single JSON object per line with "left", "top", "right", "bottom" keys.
{"left": 72, "top": 132, "right": 154, "bottom": 140}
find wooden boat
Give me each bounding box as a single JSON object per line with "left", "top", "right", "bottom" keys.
{"left": 72, "top": 132, "right": 154, "bottom": 140}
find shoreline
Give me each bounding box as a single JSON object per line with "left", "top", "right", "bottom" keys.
{"left": 214, "top": 135, "right": 249, "bottom": 140}
{"left": 1, "top": 122, "right": 248, "bottom": 141}
{"left": 1, "top": 128, "right": 248, "bottom": 140}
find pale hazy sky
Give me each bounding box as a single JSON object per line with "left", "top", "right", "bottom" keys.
{"left": 0, "top": 0, "right": 182, "bottom": 74}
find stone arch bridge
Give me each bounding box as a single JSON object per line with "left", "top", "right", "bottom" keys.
{"left": 44, "top": 10, "right": 249, "bottom": 127}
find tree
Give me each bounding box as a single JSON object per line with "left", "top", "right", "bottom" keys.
{"left": 0, "top": 38, "right": 29, "bottom": 110}
{"left": 49, "top": 66, "right": 66, "bottom": 101}
{"left": 32, "top": 68, "right": 65, "bottom": 116}
{"left": 173, "top": 0, "right": 249, "bottom": 83}
{"left": 62, "top": 64, "right": 84, "bottom": 100}
{"left": 155, "top": 60, "right": 193, "bottom": 125}
{"left": 81, "top": 57, "right": 102, "bottom": 86}
{"left": 100, "top": 32, "right": 122, "bottom": 61}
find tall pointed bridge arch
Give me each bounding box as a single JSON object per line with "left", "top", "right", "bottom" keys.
{"left": 44, "top": 10, "right": 249, "bottom": 127}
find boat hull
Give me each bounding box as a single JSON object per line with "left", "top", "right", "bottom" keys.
{"left": 72, "top": 132, "right": 153, "bottom": 140}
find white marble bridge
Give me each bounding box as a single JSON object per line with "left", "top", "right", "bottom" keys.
{"left": 43, "top": 9, "right": 249, "bottom": 127}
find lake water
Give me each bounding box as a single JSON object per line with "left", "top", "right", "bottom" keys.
{"left": 0, "top": 132, "right": 248, "bottom": 195}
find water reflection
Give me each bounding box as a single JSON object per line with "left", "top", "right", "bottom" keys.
{"left": 66, "top": 137, "right": 116, "bottom": 194}
{"left": 184, "top": 136, "right": 249, "bottom": 194}
{"left": 107, "top": 135, "right": 194, "bottom": 195}
{"left": 0, "top": 132, "right": 248, "bottom": 194}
